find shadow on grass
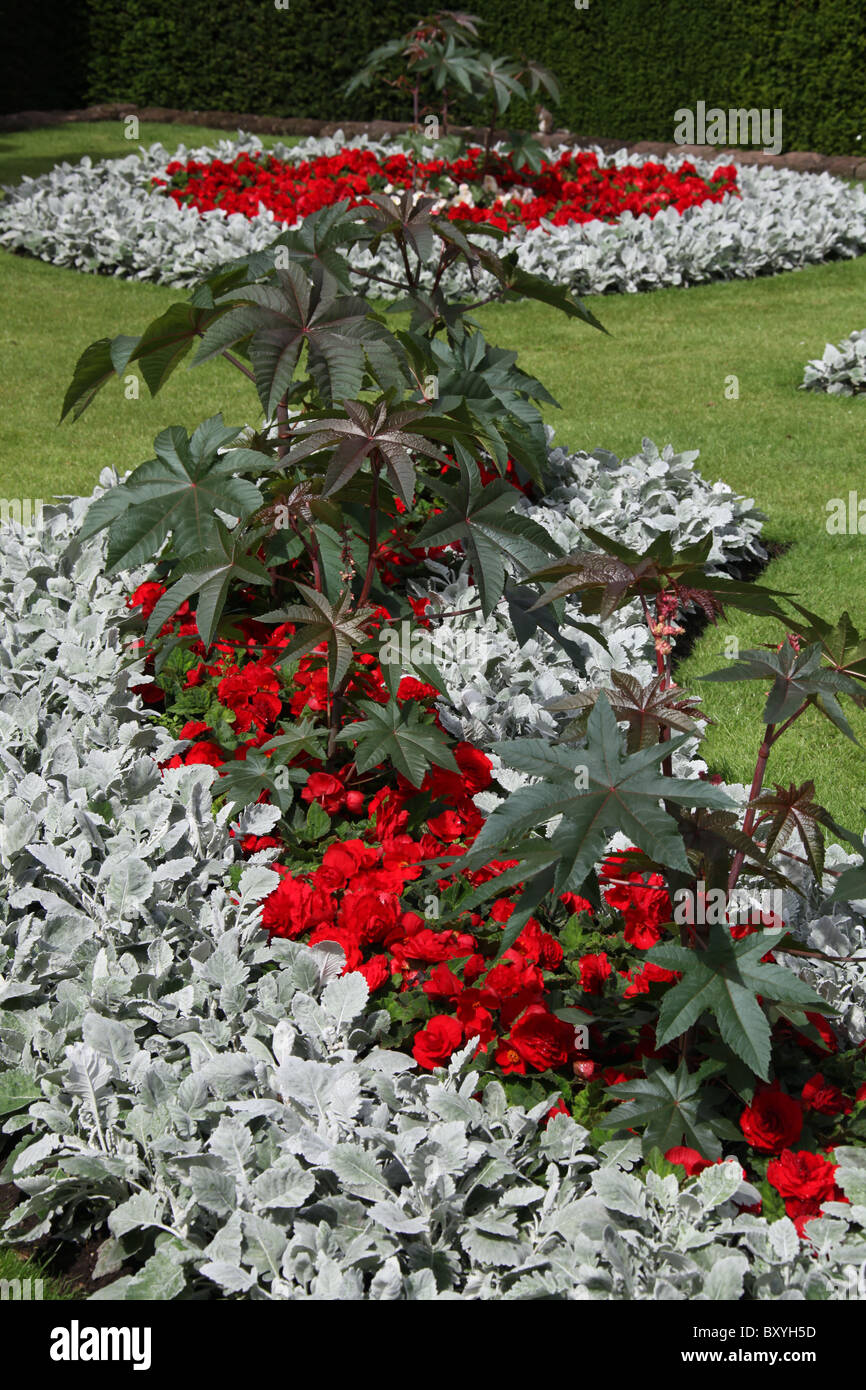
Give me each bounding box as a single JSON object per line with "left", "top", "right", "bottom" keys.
{"left": 0, "top": 147, "right": 107, "bottom": 187}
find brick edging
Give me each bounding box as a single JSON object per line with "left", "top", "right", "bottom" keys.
{"left": 1, "top": 103, "right": 864, "bottom": 178}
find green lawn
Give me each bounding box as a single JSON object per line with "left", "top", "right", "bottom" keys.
{"left": 475, "top": 267, "right": 866, "bottom": 836}
{"left": 0, "top": 120, "right": 296, "bottom": 188}
{"left": 0, "top": 1243, "right": 76, "bottom": 1300}
{"left": 0, "top": 125, "right": 864, "bottom": 831}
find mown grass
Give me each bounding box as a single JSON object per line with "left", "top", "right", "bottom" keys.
{"left": 0, "top": 126, "right": 864, "bottom": 829}
{"left": 474, "top": 260, "right": 866, "bottom": 835}
{"left": 0, "top": 120, "right": 296, "bottom": 188}
{"left": 0, "top": 1243, "right": 77, "bottom": 1300}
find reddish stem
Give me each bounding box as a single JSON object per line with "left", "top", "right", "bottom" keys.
{"left": 727, "top": 703, "right": 809, "bottom": 894}
{"left": 358, "top": 461, "right": 381, "bottom": 608}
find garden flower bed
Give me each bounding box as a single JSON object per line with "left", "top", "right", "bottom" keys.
{"left": 4, "top": 130, "right": 866, "bottom": 1301}
{"left": 2, "top": 447, "right": 866, "bottom": 1299}
{"left": 3, "top": 132, "right": 866, "bottom": 294}
{"left": 151, "top": 145, "right": 740, "bottom": 231}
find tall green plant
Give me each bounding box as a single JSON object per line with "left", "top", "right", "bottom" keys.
{"left": 63, "top": 191, "right": 603, "bottom": 785}
{"left": 64, "top": 167, "right": 866, "bottom": 1158}
{"left": 345, "top": 8, "right": 558, "bottom": 167}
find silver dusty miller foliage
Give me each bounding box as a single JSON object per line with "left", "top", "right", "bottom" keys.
{"left": 2, "top": 134, "right": 866, "bottom": 296}
{"left": 801, "top": 328, "right": 866, "bottom": 396}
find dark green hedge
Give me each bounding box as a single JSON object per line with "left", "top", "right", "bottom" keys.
{"left": 3, "top": 0, "right": 865, "bottom": 155}
{"left": 0, "top": 0, "right": 89, "bottom": 115}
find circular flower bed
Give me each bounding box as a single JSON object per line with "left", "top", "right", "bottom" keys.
{"left": 152, "top": 145, "right": 739, "bottom": 232}
{"left": 3, "top": 133, "right": 866, "bottom": 294}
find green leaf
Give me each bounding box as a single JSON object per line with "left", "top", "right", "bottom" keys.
{"left": 127, "top": 302, "right": 231, "bottom": 396}
{"left": 701, "top": 639, "right": 862, "bottom": 738}
{"left": 61, "top": 302, "right": 230, "bottom": 421}
{"left": 260, "top": 717, "right": 327, "bottom": 764}
{"left": 340, "top": 698, "right": 459, "bottom": 788}
{"left": 831, "top": 861, "right": 866, "bottom": 903}
{"left": 262, "top": 584, "right": 376, "bottom": 691}
{"left": 504, "top": 582, "right": 600, "bottom": 667}
{"left": 82, "top": 415, "right": 265, "bottom": 571}
{"left": 602, "top": 1060, "right": 732, "bottom": 1159}
{"left": 61, "top": 335, "right": 136, "bottom": 421}
{"left": 788, "top": 605, "right": 866, "bottom": 686}
{"left": 478, "top": 249, "right": 606, "bottom": 333}
{"left": 272, "top": 200, "right": 370, "bottom": 291}
{"left": 303, "top": 799, "right": 331, "bottom": 841}
{"left": 459, "top": 694, "right": 734, "bottom": 896}
{"left": 218, "top": 750, "right": 298, "bottom": 817}
{"left": 146, "top": 519, "right": 272, "bottom": 648}
{"left": 418, "top": 330, "right": 559, "bottom": 483}
{"left": 193, "top": 263, "right": 389, "bottom": 414}
{"left": 0, "top": 1068, "right": 41, "bottom": 1116}
{"left": 649, "top": 925, "right": 830, "bottom": 1079}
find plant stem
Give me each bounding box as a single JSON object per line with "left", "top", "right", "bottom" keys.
{"left": 398, "top": 235, "right": 416, "bottom": 290}
{"left": 728, "top": 723, "right": 776, "bottom": 894}
{"left": 358, "top": 462, "right": 381, "bottom": 608}
{"left": 275, "top": 400, "right": 293, "bottom": 459}
{"left": 727, "top": 703, "right": 809, "bottom": 894}
{"left": 349, "top": 269, "right": 412, "bottom": 290}
{"left": 221, "top": 349, "right": 256, "bottom": 383}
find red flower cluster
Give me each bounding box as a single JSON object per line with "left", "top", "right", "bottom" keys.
{"left": 766, "top": 1150, "right": 846, "bottom": 1236}
{"left": 126, "top": 570, "right": 858, "bottom": 1166}
{"left": 153, "top": 146, "right": 739, "bottom": 234}
{"left": 740, "top": 1085, "right": 803, "bottom": 1153}
{"left": 599, "top": 850, "right": 672, "bottom": 949}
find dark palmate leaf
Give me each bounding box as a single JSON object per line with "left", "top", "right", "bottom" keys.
{"left": 529, "top": 528, "right": 791, "bottom": 625}
{"left": 749, "top": 780, "right": 834, "bottom": 880}
{"left": 260, "top": 717, "right": 327, "bottom": 764}
{"left": 504, "top": 582, "right": 601, "bottom": 668}
{"left": 145, "top": 519, "right": 272, "bottom": 649}
{"left": 283, "top": 397, "right": 449, "bottom": 508}
{"left": 602, "top": 1059, "right": 738, "bottom": 1159}
{"left": 192, "top": 263, "right": 397, "bottom": 415}
{"left": 548, "top": 671, "right": 710, "bottom": 751}
{"left": 271, "top": 200, "right": 371, "bottom": 292}
{"left": 454, "top": 694, "right": 734, "bottom": 941}
{"left": 648, "top": 924, "right": 831, "bottom": 1080}
{"left": 476, "top": 249, "right": 607, "bottom": 334}
{"left": 414, "top": 457, "right": 561, "bottom": 615}
{"left": 261, "top": 583, "right": 377, "bottom": 691}
{"left": 79, "top": 416, "right": 267, "bottom": 571}
{"left": 218, "top": 751, "right": 305, "bottom": 818}
{"left": 354, "top": 190, "right": 441, "bottom": 265}
{"left": 338, "top": 699, "right": 459, "bottom": 788}
{"left": 674, "top": 806, "right": 794, "bottom": 896}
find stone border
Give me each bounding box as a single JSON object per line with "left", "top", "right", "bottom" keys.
{"left": 3, "top": 102, "right": 865, "bottom": 178}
